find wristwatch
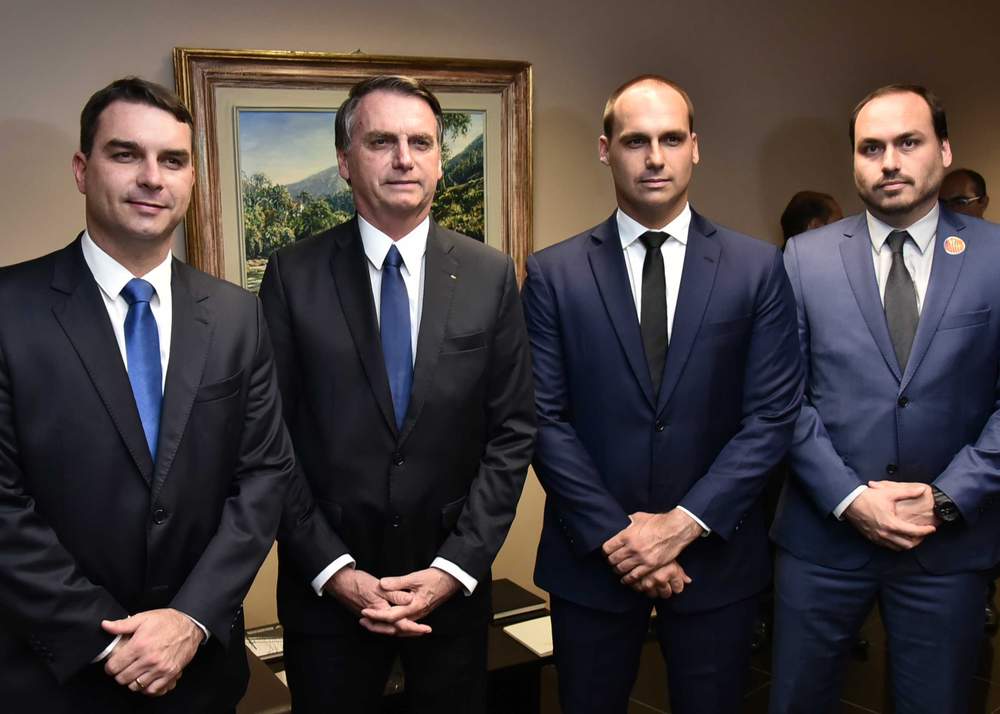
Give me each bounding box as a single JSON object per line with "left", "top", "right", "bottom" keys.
{"left": 931, "top": 486, "right": 959, "bottom": 523}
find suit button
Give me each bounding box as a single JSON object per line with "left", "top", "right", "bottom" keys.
{"left": 392, "top": 453, "right": 405, "bottom": 467}
{"left": 391, "top": 515, "right": 402, "bottom": 528}
{"left": 886, "top": 464, "right": 898, "bottom": 475}
{"left": 654, "top": 420, "right": 665, "bottom": 433}
{"left": 898, "top": 396, "right": 909, "bottom": 408}
{"left": 152, "top": 507, "right": 169, "bottom": 524}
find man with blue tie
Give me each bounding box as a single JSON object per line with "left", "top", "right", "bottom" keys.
{"left": 0, "top": 78, "right": 293, "bottom": 712}
{"left": 770, "top": 84, "right": 1000, "bottom": 713}
{"left": 260, "top": 75, "right": 535, "bottom": 713}
{"left": 522, "top": 74, "right": 803, "bottom": 714}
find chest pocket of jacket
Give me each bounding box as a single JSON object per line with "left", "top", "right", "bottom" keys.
{"left": 441, "top": 331, "right": 486, "bottom": 354}
{"left": 938, "top": 307, "right": 990, "bottom": 331}
{"left": 697, "top": 314, "right": 753, "bottom": 340}
{"left": 194, "top": 369, "right": 243, "bottom": 402}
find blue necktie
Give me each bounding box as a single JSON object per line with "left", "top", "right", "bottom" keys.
{"left": 380, "top": 245, "right": 412, "bottom": 431}
{"left": 121, "top": 278, "right": 163, "bottom": 460}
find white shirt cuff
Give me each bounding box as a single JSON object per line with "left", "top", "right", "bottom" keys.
{"left": 183, "top": 614, "right": 210, "bottom": 644}
{"left": 676, "top": 506, "right": 711, "bottom": 537}
{"left": 92, "top": 635, "right": 121, "bottom": 663}
{"left": 833, "top": 485, "right": 868, "bottom": 520}
{"left": 311, "top": 554, "right": 357, "bottom": 596}
{"left": 431, "top": 557, "right": 477, "bottom": 596}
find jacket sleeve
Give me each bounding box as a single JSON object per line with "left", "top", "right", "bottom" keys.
{"left": 0, "top": 331, "right": 129, "bottom": 683}
{"left": 258, "top": 251, "right": 351, "bottom": 581}
{"left": 678, "top": 246, "right": 804, "bottom": 538}
{"left": 780, "top": 237, "right": 867, "bottom": 515}
{"left": 169, "top": 298, "right": 294, "bottom": 645}
{"left": 434, "top": 257, "right": 537, "bottom": 579}
{"left": 522, "top": 253, "right": 632, "bottom": 556}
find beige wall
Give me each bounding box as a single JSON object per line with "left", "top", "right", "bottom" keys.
{"left": 3, "top": 0, "right": 999, "bottom": 625}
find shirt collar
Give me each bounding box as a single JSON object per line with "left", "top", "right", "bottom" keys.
{"left": 358, "top": 215, "right": 429, "bottom": 274}
{"left": 80, "top": 230, "right": 173, "bottom": 303}
{"left": 617, "top": 203, "right": 692, "bottom": 250}
{"left": 866, "top": 203, "right": 939, "bottom": 256}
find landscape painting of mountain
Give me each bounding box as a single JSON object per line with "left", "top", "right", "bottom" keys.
{"left": 236, "top": 108, "right": 485, "bottom": 291}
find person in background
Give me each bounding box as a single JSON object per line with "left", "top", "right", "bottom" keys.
{"left": 940, "top": 168, "right": 989, "bottom": 218}
{"left": 779, "top": 190, "right": 844, "bottom": 247}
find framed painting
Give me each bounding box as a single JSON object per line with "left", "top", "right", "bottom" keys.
{"left": 173, "top": 48, "right": 532, "bottom": 290}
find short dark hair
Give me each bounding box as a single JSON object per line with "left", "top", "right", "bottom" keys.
{"left": 849, "top": 83, "right": 948, "bottom": 147}
{"left": 780, "top": 191, "right": 840, "bottom": 240}
{"left": 334, "top": 75, "right": 444, "bottom": 152}
{"left": 602, "top": 74, "right": 695, "bottom": 137}
{"left": 945, "top": 168, "right": 988, "bottom": 197}
{"left": 80, "top": 77, "right": 193, "bottom": 157}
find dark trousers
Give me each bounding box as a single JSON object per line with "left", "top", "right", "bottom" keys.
{"left": 770, "top": 548, "right": 987, "bottom": 714}
{"left": 283, "top": 624, "right": 487, "bottom": 714}
{"left": 550, "top": 594, "right": 758, "bottom": 714}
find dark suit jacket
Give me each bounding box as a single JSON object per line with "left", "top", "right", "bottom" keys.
{"left": 260, "top": 218, "right": 535, "bottom": 635}
{"left": 524, "top": 211, "right": 803, "bottom": 615}
{"left": 772, "top": 208, "right": 1000, "bottom": 573}
{"left": 0, "top": 237, "right": 293, "bottom": 713}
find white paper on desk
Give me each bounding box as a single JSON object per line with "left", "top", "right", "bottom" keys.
{"left": 502, "top": 616, "right": 553, "bottom": 657}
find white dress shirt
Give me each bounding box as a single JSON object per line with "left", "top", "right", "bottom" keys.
{"left": 616, "top": 205, "right": 710, "bottom": 535}
{"left": 309, "top": 216, "right": 478, "bottom": 597}
{"left": 81, "top": 232, "right": 208, "bottom": 659}
{"left": 832, "top": 205, "right": 939, "bottom": 518}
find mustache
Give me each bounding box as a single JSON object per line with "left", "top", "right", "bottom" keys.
{"left": 875, "top": 176, "right": 913, "bottom": 189}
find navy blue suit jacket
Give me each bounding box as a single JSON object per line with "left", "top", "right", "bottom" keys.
{"left": 772, "top": 207, "right": 1000, "bottom": 573}
{"left": 524, "top": 211, "right": 803, "bottom": 614}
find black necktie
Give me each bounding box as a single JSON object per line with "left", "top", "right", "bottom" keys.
{"left": 640, "top": 231, "right": 669, "bottom": 394}
{"left": 884, "top": 230, "right": 919, "bottom": 371}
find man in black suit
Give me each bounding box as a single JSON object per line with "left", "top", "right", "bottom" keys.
{"left": 260, "top": 75, "right": 536, "bottom": 713}
{"left": 0, "top": 78, "right": 293, "bottom": 713}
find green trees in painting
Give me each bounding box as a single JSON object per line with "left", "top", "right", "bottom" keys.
{"left": 240, "top": 111, "right": 484, "bottom": 291}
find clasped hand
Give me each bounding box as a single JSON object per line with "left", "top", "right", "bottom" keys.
{"left": 326, "top": 566, "right": 460, "bottom": 637}
{"left": 102, "top": 608, "right": 204, "bottom": 696}
{"left": 602, "top": 510, "right": 702, "bottom": 598}
{"left": 844, "top": 480, "right": 939, "bottom": 550}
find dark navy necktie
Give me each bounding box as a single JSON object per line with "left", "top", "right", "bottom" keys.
{"left": 640, "top": 231, "right": 669, "bottom": 394}
{"left": 380, "top": 245, "right": 413, "bottom": 431}
{"left": 884, "top": 230, "right": 919, "bottom": 371}
{"left": 121, "top": 278, "right": 162, "bottom": 460}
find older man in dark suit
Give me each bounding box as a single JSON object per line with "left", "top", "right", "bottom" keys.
{"left": 261, "top": 75, "right": 535, "bottom": 714}
{"left": 0, "top": 77, "right": 292, "bottom": 713}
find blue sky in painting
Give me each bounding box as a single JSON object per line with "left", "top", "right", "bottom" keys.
{"left": 237, "top": 109, "right": 484, "bottom": 186}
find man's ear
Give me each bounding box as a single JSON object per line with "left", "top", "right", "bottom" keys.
{"left": 598, "top": 135, "right": 610, "bottom": 166}
{"left": 72, "top": 152, "right": 88, "bottom": 195}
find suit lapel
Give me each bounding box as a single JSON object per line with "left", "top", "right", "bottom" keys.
{"left": 51, "top": 237, "right": 154, "bottom": 482}
{"left": 587, "top": 216, "right": 656, "bottom": 408}
{"left": 840, "top": 215, "right": 902, "bottom": 382}
{"left": 900, "top": 209, "right": 966, "bottom": 391}
{"left": 331, "top": 219, "right": 398, "bottom": 435}
{"left": 399, "top": 223, "right": 458, "bottom": 446}
{"left": 656, "top": 212, "right": 720, "bottom": 414}
{"left": 151, "top": 261, "right": 212, "bottom": 500}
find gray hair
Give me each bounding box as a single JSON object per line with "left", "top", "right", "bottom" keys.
{"left": 335, "top": 75, "right": 444, "bottom": 153}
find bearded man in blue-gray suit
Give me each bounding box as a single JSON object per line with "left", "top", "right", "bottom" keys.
{"left": 770, "top": 84, "right": 1000, "bottom": 714}
{"left": 523, "top": 75, "right": 803, "bottom": 714}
